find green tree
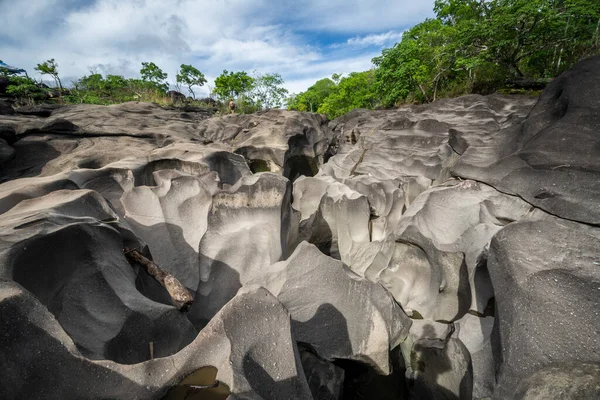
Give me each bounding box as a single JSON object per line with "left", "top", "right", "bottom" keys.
{"left": 140, "top": 62, "right": 168, "bottom": 92}
{"left": 213, "top": 70, "right": 254, "bottom": 101}
{"left": 6, "top": 76, "right": 45, "bottom": 104}
{"left": 252, "top": 72, "right": 289, "bottom": 109}
{"left": 373, "top": 19, "right": 458, "bottom": 105}
{"left": 287, "top": 78, "right": 336, "bottom": 112}
{"left": 35, "top": 59, "right": 62, "bottom": 90}
{"left": 176, "top": 64, "right": 207, "bottom": 99}
{"left": 318, "top": 71, "right": 379, "bottom": 118}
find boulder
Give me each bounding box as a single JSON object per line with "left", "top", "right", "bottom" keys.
{"left": 0, "top": 76, "right": 9, "bottom": 93}
{"left": 167, "top": 90, "right": 186, "bottom": 103}
{"left": 488, "top": 220, "right": 600, "bottom": 399}
{"left": 0, "top": 283, "right": 313, "bottom": 399}
{"left": 248, "top": 241, "right": 412, "bottom": 375}
{"left": 0, "top": 189, "right": 197, "bottom": 363}
{"left": 0, "top": 98, "right": 15, "bottom": 115}
{"left": 189, "top": 173, "right": 297, "bottom": 327}
{"left": 0, "top": 138, "right": 15, "bottom": 165}
{"left": 407, "top": 337, "right": 473, "bottom": 400}
{"left": 513, "top": 363, "right": 600, "bottom": 400}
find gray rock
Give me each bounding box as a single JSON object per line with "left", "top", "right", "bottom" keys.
{"left": 0, "top": 124, "right": 17, "bottom": 143}
{"left": 0, "top": 189, "right": 197, "bottom": 363}
{"left": 453, "top": 56, "right": 600, "bottom": 225}
{"left": 454, "top": 313, "right": 497, "bottom": 399}
{"left": 249, "top": 241, "right": 412, "bottom": 374}
{"left": 300, "top": 351, "right": 345, "bottom": 400}
{"left": 514, "top": 362, "right": 600, "bottom": 400}
{"left": 189, "top": 172, "right": 298, "bottom": 327}
{"left": 324, "top": 94, "right": 534, "bottom": 183}
{"left": 0, "top": 138, "right": 15, "bottom": 165}
{"left": 488, "top": 220, "right": 600, "bottom": 399}
{"left": 197, "top": 109, "right": 332, "bottom": 180}
{"left": 408, "top": 337, "right": 473, "bottom": 400}
{"left": 0, "top": 283, "right": 313, "bottom": 399}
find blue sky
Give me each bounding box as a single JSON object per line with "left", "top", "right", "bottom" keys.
{"left": 0, "top": 0, "right": 435, "bottom": 96}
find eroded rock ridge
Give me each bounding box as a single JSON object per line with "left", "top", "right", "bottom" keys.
{"left": 1, "top": 57, "right": 599, "bottom": 400}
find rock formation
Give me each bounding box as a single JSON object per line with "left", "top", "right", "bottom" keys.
{"left": 1, "top": 56, "right": 599, "bottom": 399}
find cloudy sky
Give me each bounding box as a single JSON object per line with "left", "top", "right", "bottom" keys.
{"left": 0, "top": 0, "right": 435, "bottom": 97}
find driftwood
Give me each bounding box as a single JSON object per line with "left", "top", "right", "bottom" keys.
{"left": 124, "top": 248, "right": 193, "bottom": 311}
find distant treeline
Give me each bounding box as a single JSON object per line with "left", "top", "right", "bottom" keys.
{"left": 288, "top": 0, "right": 600, "bottom": 118}
{"left": 2, "top": 1, "right": 598, "bottom": 117}
{"left": 1, "top": 60, "right": 289, "bottom": 113}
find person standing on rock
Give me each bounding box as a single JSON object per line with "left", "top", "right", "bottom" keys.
{"left": 229, "top": 99, "right": 236, "bottom": 114}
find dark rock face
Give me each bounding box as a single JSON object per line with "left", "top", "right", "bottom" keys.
{"left": 453, "top": 56, "right": 600, "bottom": 225}
{"left": 167, "top": 90, "right": 186, "bottom": 103}
{"left": 488, "top": 220, "right": 600, "bottom": 399}
{"left": 0, "top": 76, "right": 9, "bottom": 93}
{"left": 513, "top": 363, "right": 600, "bottom": 400}
{"left": 0, "top": 98, "right": 15, "bottom": 115}
{"left": 1, "top": 57, "right": 599, "bottom": 399}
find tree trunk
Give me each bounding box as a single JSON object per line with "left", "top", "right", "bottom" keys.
{"left": 595, "top": 17, "right": 600, "bottom": 46}
{"left": 513, "top": 63, "right": 524, "bottom": 78}
{"left": 417, "top": 83, "right": 430, "bottom": 103}
{"left": 124, "top": 248, "right": 193, "bottom": 311}
{"left": 55, "top": 75, "right": 63, "bottom": 103}
{"left": 557, "top": 15, "right": 571, "bottom": 73}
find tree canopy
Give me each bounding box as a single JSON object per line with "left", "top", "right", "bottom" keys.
{"left": 373, "top": 0, "right": 600, "bottom": 106}
{"left": 252, "top": 72, "right": 289, "bottom": 109}
{"left": 213, "top": 70, "right": 254, "bottom": 100}
{"left": 140, "top": 62, "right": 168, "bottom": 92}
{"left": 35, "top": 59, "right": 62, "bottom": 90}
{"left": 287, "top": 78, "right": 336, "bottom": 112}
{"left": 176, "top": 64, "right": 207, "bottom": 99}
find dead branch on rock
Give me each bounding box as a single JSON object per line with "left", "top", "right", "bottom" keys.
{"left": 124, "top": 248, "right": 193, "bottom": 311}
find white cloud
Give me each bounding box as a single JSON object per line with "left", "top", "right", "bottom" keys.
{"left": 345, "top": 31, "right": 405, "bottom": 47}
{"left": 0, "top": 0, "right": 435, "bottom": 94}
{"left": 282, "top": 0, "right": 434, "bottom": 32}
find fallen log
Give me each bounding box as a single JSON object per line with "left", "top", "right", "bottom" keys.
{"left": 124, "top": 248, "right": 193, "bottom": 311}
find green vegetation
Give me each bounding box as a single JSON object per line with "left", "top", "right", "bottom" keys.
{"left": 252, "top": 72, "right": 289, "bottom": 109}
{"left": 35, "top": 59, "right": 63, "bottom": 91}
{"left": 176, "top": 64, "right": 207, "bottom": 99}
{"left": 2, "top": 1, "right": 598, "bottom": 117}
{"left": 5, "top": 76, "right": 47, "bottom": 104}
{"left": 213, "top": 70, "right": 254, "bottom": 100}
{"left": 319, "top": 71, "right": 378, "bottom": 119}
{"left": 289, "top": 0, "right": 600, "bottom": 116}
{"left": 2, "top": 63, "right": 286, "bottom": 113}
{"left": 140, "top": 61, "right": 168, "bottom": 92}
{"left": 286, "top": 78, "right": 336, "bottom": 112}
